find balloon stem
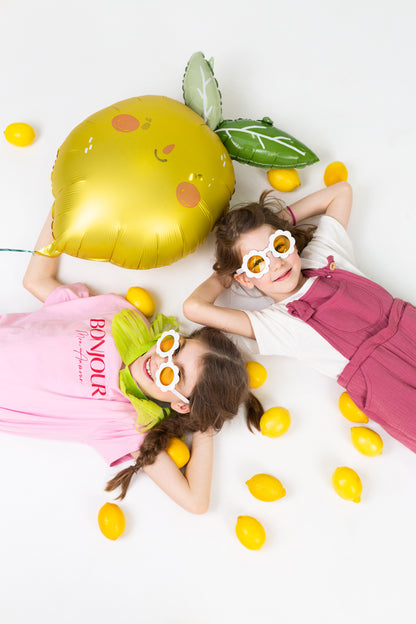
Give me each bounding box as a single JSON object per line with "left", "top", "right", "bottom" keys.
{"left": 0, "top": 248, "right": 35, "bottom": 254}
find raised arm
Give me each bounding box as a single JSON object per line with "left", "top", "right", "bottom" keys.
{"left": 279, "top": 181, "right": 352, "bottom": 229}
{"left": 183, "top": 272, "right": 254, "bottom": 338}
{"left": 136, "top": 430, "right": 214, "bottom": 514}
{"left": 23, "top": 209, "right": 63, "bottom": 302}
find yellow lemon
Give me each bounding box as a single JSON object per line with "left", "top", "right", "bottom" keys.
{"left": 4, "top": 122, "right": 36, "bottom": 146}
{"left": 260, "top": 406, "right": 291, "bottom": 438}
{"left": 338, "top": 391, "right": 368, "bottom": 423}
{"left": 98, "top": 502, "right": 126, "bottom": 540}
{"left": 126, "top": 286, "right": 156, "bottom": 318}
{"left": 351, "top": 426, "right": 383, "bottom": 456}
{"left": 332, "top": 467, "right": 362, "bottom": 503}
{"left": 245, "top": 361, "right": 267, "bottom": 389}
{"left": 267, "top": 168, "right": 301, "bottom": 192}
{"left": 235, "top": 516, "right": 266, "bottom": 550}
{"left": 323, "top": 161, "right": 348, "bottom": 187}
{"left": 166, "top": 437, "right": 190, "bottom": 468}
{"left": 246, "top": 473, "right": 286, "bottom": 502}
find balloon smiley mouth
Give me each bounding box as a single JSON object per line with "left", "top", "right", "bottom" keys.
{"left": 154, "top": 149, "right": 168, "bottom": 163}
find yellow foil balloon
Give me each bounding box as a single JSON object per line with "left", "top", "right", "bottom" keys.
{"left": 39, "top": 96, "right": 235, "bottom": 269}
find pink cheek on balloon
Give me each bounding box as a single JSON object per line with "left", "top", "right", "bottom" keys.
{"left": 163, "top": 144, "right": 175, "bottom": 154}
{"left": 112, "top": 114, "right": 140, "bottom": 132}
{"left": 176, "top": 182, "right": 201, "bottom": 208}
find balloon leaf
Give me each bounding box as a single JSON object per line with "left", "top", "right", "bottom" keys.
{"left": 216, "top": 118, "right": 319, "bottom": 169}
{"left": 182, "top": 51, "right": 222, "bottom": 130}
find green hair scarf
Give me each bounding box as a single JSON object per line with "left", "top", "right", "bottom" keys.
{"left": 112, "top": 309, "right": 179, "bottom": 432}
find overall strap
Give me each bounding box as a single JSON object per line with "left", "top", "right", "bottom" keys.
{"left": 302, "top": 255, "right": 336, "bottom": 279}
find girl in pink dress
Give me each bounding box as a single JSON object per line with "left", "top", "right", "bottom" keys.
{"left": 184, "top": 182, "right": 416, "bottom": 453}
{"left": 0, "top": 212, "right": 263, "bottom": 511}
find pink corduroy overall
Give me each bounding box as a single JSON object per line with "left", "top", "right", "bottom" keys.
{"left": 286, "top": 256, "right": 416, "bottom": 453}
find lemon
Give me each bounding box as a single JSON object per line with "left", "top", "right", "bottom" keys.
{"left": 245, "top": 361, "right": 267, "bottom": 389}
{"left": 98, "top": 502, "right": 126, "bottom": 540}
{"left": 351, "top": 426, "right": 383, "bottom": 456}
{"left": 332, "top": 467, "right": 362, "bottom": 503}
{"left": 267, "top": 168, "right": 301, "bottom": 192}
{"left": 166, "top": 437, "right": 190, "bottom": 468}
{"left": 323, "top": 161, "right": 348, "bottom": 187}
{"left": 126, "top": 286, "right": 156, "bottom": 318}
{"left": 338, "top": 391, "right": 368, "bottom": 423}
{"left": 235, "top": 516, "right": 266, "bottom": 550}
{"left": 4, "top": 122, "right": 36, "bottom": 147}
{"left": 246, "top": 473, "right": 286, "bottom": 502}
{"left": 260, "top": 406, "right": 291, "bottom": 437}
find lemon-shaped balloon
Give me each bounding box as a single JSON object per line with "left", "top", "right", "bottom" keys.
{"left": 332, "top": 467, "right": 362, "bottom": 503}
{"left": 260, "top": 406, "right": 291, "bottom": 438}
{"left": 338, "top": 392, "right": 369, "bottom": 423}
{"left": 38, "top": 96, "right": 235, "bottom": 269}
{"left": 235, "top": 516, "right": 266, "bottom": 550}
{"left": 98, "top": 502, "right": 126, "bottom": 540}
{"left": 4, "top": 122, "right": 36, "bottom": 146}
{"left": 126, "top": 286, "right": 156, "bottom": 318}
{"left": 351, "top": 426, "right": 383, "bottom": 457}
{"left": 166, "top": 437, "right": 190, "bottom": 468}
{"left": 246, "top": 473, "right": 286, "bottom": 502}
{"left": 245, "top": 361, "right": 267, "bottom": 389}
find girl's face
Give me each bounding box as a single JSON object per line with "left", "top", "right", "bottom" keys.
{"left": 234, "top": 224, "right": 305, "bottom": 302}
{"left": 130, "top": 337, "right": 207, "bottom": 412}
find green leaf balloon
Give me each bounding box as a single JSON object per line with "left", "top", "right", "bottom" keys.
{"left": 215, "top": 117, "right": 319, "bottom": 169}
{"left": 183, "top": 52, "right": 319, "bottom": 169}
{"left": 182, "top": 51, "right": 223, "bottom": 130}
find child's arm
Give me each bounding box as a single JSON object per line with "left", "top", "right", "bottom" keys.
{"left": 183, "top": 272, "right": 254, "bottom": 338}
{"left": 137, "top": 430, "right": 214, "bottom": 514}
{"left": 23, "top": 210, "right": 63, "bottom": 302}
{"left": 280, "top": 181, "right": 352, "bottom": 229}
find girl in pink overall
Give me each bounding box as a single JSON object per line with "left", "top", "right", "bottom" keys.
{"left": 184, "top": 182, "right": 416, "bottom": 453}
{"left": 287, "top": 257, "right": 416, "bottom": 451}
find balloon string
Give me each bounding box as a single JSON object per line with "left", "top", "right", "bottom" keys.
{"left": 0, "top": 248, "right": 35, "bottom": 254}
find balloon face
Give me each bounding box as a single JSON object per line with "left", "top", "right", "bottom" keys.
{"left": 40, "top": 96, "right": 235, "bottom": 269}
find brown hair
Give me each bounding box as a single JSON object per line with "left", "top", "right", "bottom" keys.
{"left": 213, "top": 190, "right": 316, "bottom": 281}
{"left": 106, "top": 326, "right": 263, "bottom": 499}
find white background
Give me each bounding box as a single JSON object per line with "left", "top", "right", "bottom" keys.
{"left": 1, "top": 1, "right": 415, "bottom": 622}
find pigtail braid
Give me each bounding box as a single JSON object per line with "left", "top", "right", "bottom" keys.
{"left": 105, "top": 414, "right": 190, "bottom": 500}
{"left": 105, "top": 463, "right": 140, "bottom": 501}
{"left": 245, "top": 391, "right": 264, "bottom": 432}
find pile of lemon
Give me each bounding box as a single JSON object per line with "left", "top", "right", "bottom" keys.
{"left": 239, "top": 361, "right": 384, "bottom": 550}
{"left": 333, "top": 391, "right": 383, "bottom": 503}
{"left": 237, "top": 361, "right": 290, "bottom": 550}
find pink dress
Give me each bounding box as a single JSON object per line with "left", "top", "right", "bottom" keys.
{"left": 287, "top": 257, "right": 416, "bottom": 452}
{"left": 0, "top": 283, "right": 146, "bottom": 465}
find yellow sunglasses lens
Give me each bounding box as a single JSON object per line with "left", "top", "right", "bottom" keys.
{"left": 247, "top": 255, "right": 266, "bottom": 274}
{"left": 273, "top": 235, "right": 291, "bottom": 254}
{"left": 159, "top": 335, "right": 175, "bottom": 353}
{"left": 159, "top": 366, "right": 175, "bottom": 386}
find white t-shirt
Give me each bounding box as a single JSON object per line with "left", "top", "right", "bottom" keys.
{"left": 225, "top": 216, "right": 365, "bottom": 379}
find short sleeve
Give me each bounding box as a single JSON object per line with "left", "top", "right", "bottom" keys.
{"left": 88, "top": 427, "right": 147, "bottom": 466}
{"left": 301, "top": 216, "right": 365, "bottom": 276}
{"left": 44, "top": 283, "right": 91, "bottom": 307}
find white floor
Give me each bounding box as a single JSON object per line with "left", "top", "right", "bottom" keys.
{"left": 1, "top": 1, "right": 416, "bottom": 622}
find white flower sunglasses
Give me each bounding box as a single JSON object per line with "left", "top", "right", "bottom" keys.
{"left": 155, "top": 330, "right": 189, "bottom": 404}
{"left": 236, "top": 229, "right": 296, "bottom": 279}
